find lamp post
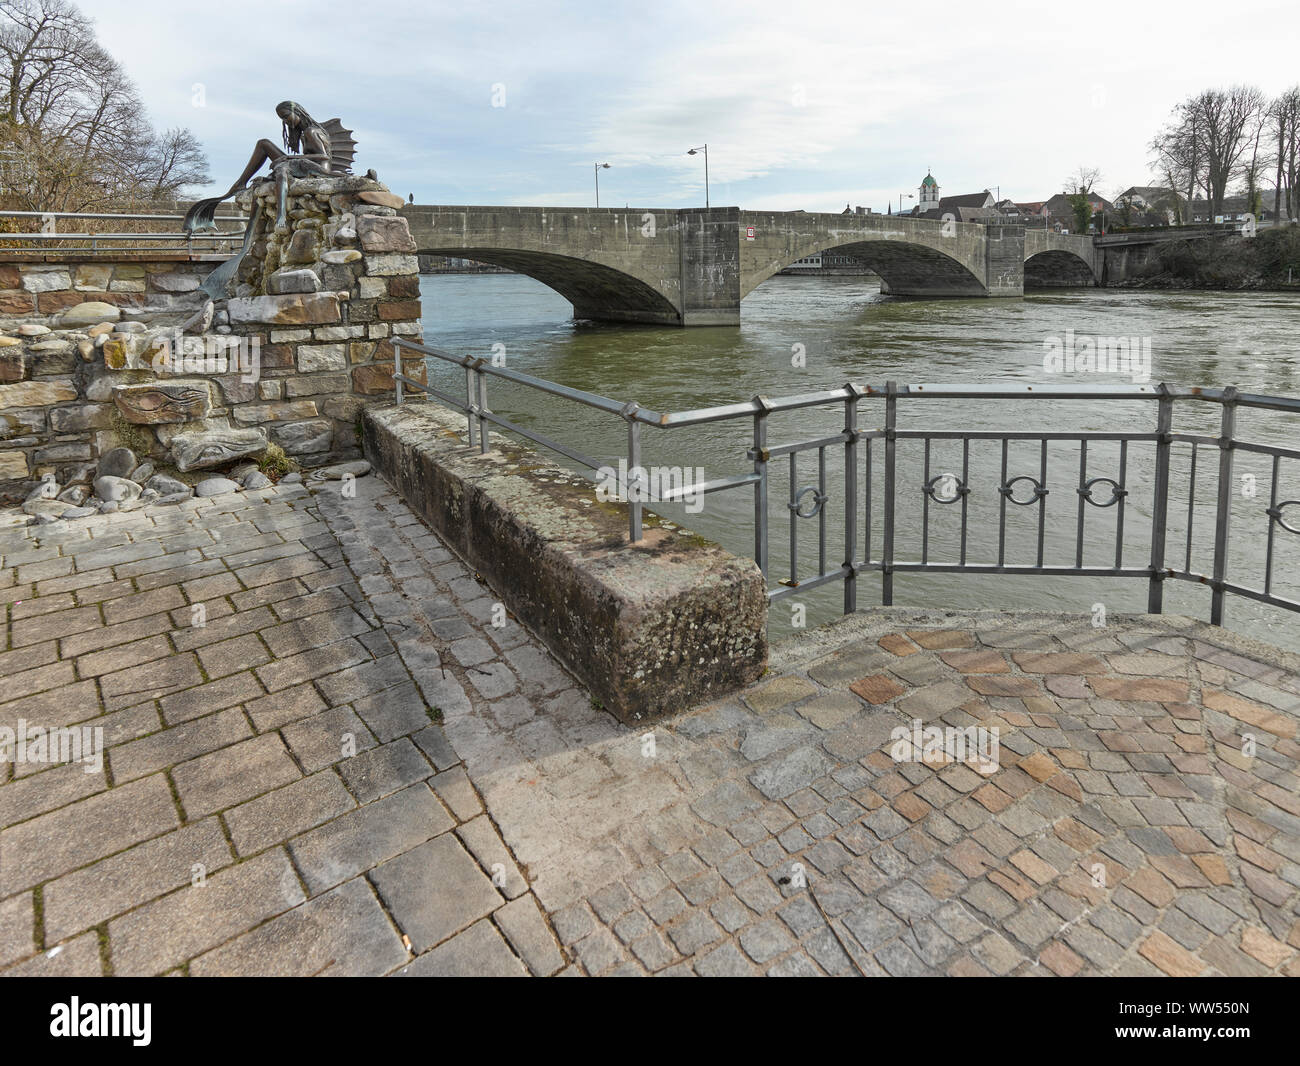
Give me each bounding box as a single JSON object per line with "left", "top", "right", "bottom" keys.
{"left": 687, "top": 145, "right": 709, "bottom": 208}
{"left": 594, "top": 163, "right": 610, "bottom": 208}
{"left": 899, "top": 192, "right": 913, "bottom": 214}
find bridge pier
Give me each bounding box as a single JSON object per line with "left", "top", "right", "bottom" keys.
{"left": 982, "top": 224, "right": 1026, "bottom": 297}
{"left": 675, "top": 208, "right": 742, "bottom": 325}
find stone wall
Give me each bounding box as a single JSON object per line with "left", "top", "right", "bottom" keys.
{"left": 0, "top": 258, "right": 211, "bottom": 318}
{"left": 363, "top": 401, "right": 768, "bottom": 721}
{"left": 0, "top": 175, "right": 426, "bottom": 502}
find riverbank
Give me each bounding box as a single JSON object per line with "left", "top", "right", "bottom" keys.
{"left": 1110, "top": 226, "right": 1300, "bottom": 290}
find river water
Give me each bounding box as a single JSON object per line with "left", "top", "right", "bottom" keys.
{"left": 417, "top": 273, "right": 1300, "bottom": 649}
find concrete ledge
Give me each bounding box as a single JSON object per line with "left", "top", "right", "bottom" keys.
{"left": 363, "top": 402, "right": 768, "bottom": 721}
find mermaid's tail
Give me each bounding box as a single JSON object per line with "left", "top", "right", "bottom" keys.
{"left": 196, "top": 202, "right": 262, "bottom": 301}
{"left": 182, "top": 196, "right": 228, "bottom": 235}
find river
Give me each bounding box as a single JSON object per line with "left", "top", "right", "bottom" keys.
{"left": 417, "top": 273, "right": 1300, "bottom": 649}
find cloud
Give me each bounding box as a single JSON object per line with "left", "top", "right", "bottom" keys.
{"left": 81, "top": 0, "right": 1300, "bottom": 209}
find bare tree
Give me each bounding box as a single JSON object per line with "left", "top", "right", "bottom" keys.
{"left": 0, "top": 0, "right": 209, "bottom": 210}
{"left": 1151, "top": 100, "right": 1204, "bottom": 210}
{"left": 1241, "top": 103, "right": 1267, "bottom": 219}
{"left": 0, "top": 0, "right": 93, "bottom": 131}
{"left": 1065, "top": 165, "right": 1102, "bottom": 195}
{"left": 134, "top": 127, "right": 211, "bottom": 203}
{"left": 1195, "top": 85, "right": 1267, "bottom": 215}
{"left": 1152, "top": 86, "right": 1269, "bottom": 220}
{"left": 1268, "top": 87, "right": 1300, "bottom": 223}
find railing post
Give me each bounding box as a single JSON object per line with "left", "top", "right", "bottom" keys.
{"left": 1210, "top": 386, "right": 1238, "bottom": 625}
{"left": 882, "top": 381, "right": 898, "bottom": 606}
{"left": 621, "top": 401, "right": 643, "bottom": 543}
{"left": 475, "top": 361, "right": 490, "bottom": 454}
{"left": 843, "top": 384, "right": 863, "bottom": 613}
{"left": 752, "top": 397, "right": 772, "bottom": 576}
{"left": 1147, "top": 383, "right": 1172, "bottom": 613}
{"left": 393, "top": 341, "right": 404, "bottom": 405}
{"left": 463, "top": 360, "right": 478, "bottom": 448}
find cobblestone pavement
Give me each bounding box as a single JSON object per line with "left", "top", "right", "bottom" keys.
{"left": 0, "top": 478, "right": 567, "bottom": 976}
{"left": 2, "top": 474, "right": 1298, "bottom": 977}
{"left": 530, "top": 614, "right": 1300, "bottom": 977}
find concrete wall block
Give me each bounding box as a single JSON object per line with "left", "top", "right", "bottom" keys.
{"left": 0, "top": 449, "right": 29, "bottom": 481}
{"left": 357, "top": 215, "right": 417, "bottom": 253}
{"left": 20, "top": 267, "right": 72, "bottom": 293}
{"left": 227, "top": 292, "right": 342, "bottom": 326}
{"left": 297, "top": 343, "right": 348, "bottom": 373}
{"left": 364, "top": 254, "right": 420, "bottom": 277}
{"left": 272, "top": 418, "right": 333, "bottom": 455}
{"left": 364, "top": 402, "right": 768, "bottom": 721}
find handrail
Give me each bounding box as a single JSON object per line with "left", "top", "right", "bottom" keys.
{"left": 0, "top": 209, "right": 248, "bottom": 256}
{"left": 0, "top": 209, "right": 247, "bottom": 222}
{"left": 393, "top": 336, "right": 1300, "bottom": 421}
{"left": 390, "top": 335, "right": 1300, "bottom": 629}
{"left": 0, "top": 232, "right": 244, "bottom": 241}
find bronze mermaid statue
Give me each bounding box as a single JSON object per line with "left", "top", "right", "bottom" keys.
{"left": 184, "top": 101, "right": 357, "bottom": 234}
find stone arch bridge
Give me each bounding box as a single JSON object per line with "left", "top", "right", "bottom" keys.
{"left": 401, "top": 205, "right": 1100, "bottom": 326}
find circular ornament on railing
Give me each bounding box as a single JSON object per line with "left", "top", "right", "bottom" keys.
{"left": 1078, "top": 476, "right": 1127, "bottom": 508}
{"left": 1268, "top": 500, "right": 1300, "bottom": 535}
{"left": 999, "top": 475, "right": 1047, "bottom": 506}
{"left": 788, "top": 486, "right": 828, "bottom": 518}
{"left": 924, "top": 472, "right": 965, "bottom": 505}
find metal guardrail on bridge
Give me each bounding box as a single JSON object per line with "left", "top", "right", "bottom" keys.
{"left": 389, "top": 336, "right": 1300, "bottom": 629}
{"left": 0, "top": 209, "right": 247, "bottom": 256}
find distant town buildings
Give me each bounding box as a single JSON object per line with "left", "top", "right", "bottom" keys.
{"left": 896, "top": 170, "right": 1294, "bottom": 233}
{"left": 907, "top": 172, "right": 1000, "bottom": 221}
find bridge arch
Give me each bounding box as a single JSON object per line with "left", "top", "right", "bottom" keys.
{"left": 415, "top": 246, "right": 681, "bottom": 325}
{"left": 1024, "top": 249, "right": 1098, "bottom": 288}
{"left": 403, "top": 206, "right": 700, "bottom": 325}
{"left": 738, "top": 211, "right": 1005, "bottom": 299}
{"left": 742, "top": 237, "right": 987, "bottom": 299}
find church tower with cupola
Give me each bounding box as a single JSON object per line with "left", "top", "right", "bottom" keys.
{"left": 919, "top": 171, "right": 940, "bottom": 212}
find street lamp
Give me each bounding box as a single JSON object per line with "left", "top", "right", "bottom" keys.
{"left": 594, "top": 163, "right": 610, "bottom": 208}
{"left": 687, "top": 145, "right": 709, "bottom": 209}
{"left": 899, "top": 192, "right": 913, "bottom": 214}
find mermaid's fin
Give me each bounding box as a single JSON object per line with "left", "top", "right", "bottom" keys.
{"left": 322, "top": 118, "right": 357, "bottom": 174}
{"left": 196, "top": 202, "right": 262, "bottom": 301}
{"left": 182, "top": 196, "right": 227, "bottom": 235}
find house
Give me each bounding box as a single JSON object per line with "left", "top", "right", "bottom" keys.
{"left": 1042, "top": 191, "right": 1114, "bottom": 231}
{"left": 1115, "top": 186, "right": 1185, "bottom": 225}
{"left": 1187, "top": 193, "right": 1291, "bottom": 224}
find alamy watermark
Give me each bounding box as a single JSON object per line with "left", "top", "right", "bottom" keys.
{"left": 0, "top": 720, "right": 104, "bottom": 774}
{"left": 889, "top": 718, "right": 1000, "bottom": 775}
{"left": 50, "top": 997, "right": 150, "bottom": 1046}
{"left": 595, "top": 460, "right": 705, "bottom": 513}
{"left": 1043, "top": 330, "right": 1151, "bottom": 383}
{"left": 150, "top": 332, "right": 261, "bottom": 384}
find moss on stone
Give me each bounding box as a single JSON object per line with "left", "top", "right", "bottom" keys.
{"left": 109, "top": 409, "right": 149, "bottom": 456}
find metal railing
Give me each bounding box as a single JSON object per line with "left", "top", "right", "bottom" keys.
{"left": 0, "top": 209, "right": 247, "bottom": 255}
{"left": 391, "top": 335, "right": 1300, "bottom": 627}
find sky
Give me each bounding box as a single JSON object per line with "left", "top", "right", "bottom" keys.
{"left": 84, "top": 0, "right": 1300, "bottom": 212}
